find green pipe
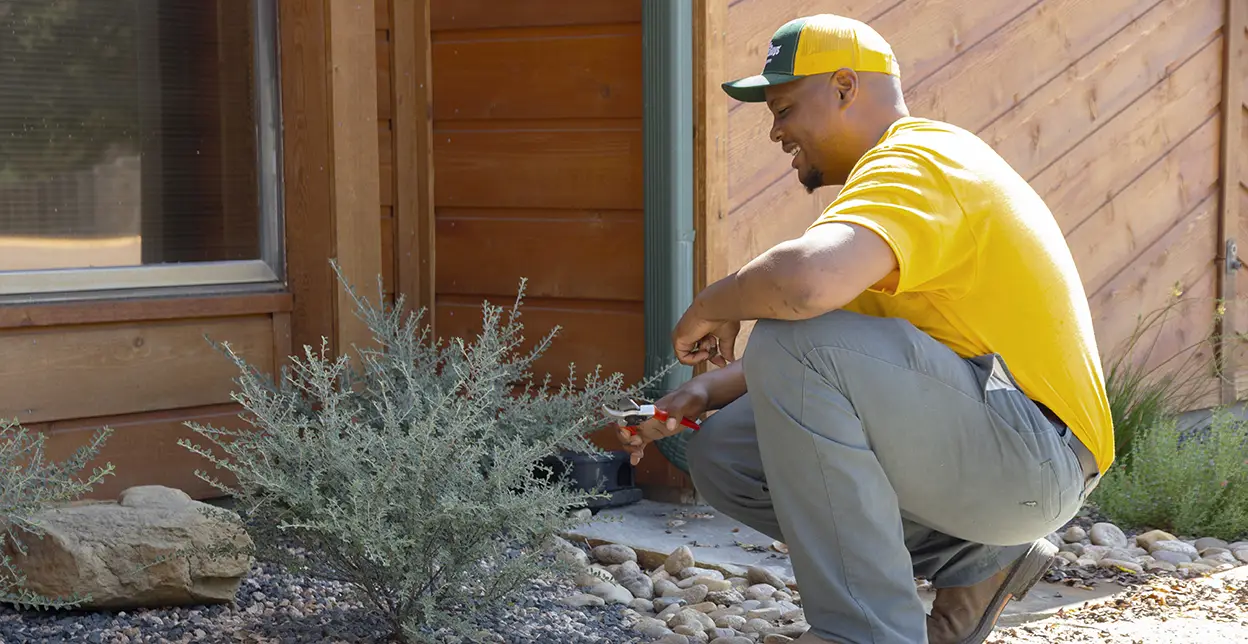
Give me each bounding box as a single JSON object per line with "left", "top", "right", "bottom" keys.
{"left": 642, "top": 0, "right": 695, "bottom": 400}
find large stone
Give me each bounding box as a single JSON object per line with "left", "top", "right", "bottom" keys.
{"left": 1062, "top": 526, "right": 1087, "bottom": 543}
{"left": 4, "top": 486, "right": 252, "bottom": 609}
{"left": 1152, "top": 550, "right": 1194, "bottom": 566}
{"left": 592, "top": 544, "right": 638, "bottom": 565}
{"left": 1235, "top": 549, "right": 1248, "bottom": 564}
{"left": 1151, "top": 540, "right": 1199, "bottom": 558}
{"left": 666, "top": 546, "right": 696, "bottom": 575}
{"left": 1089, "top": 523, "right": 1128, "bottom": 548}
{"left": 619, "top": 573, "right": 655, "bottom": 600}
{"left": 1194, "top": 537, "right": 1228, "bottom": 553}
{"left": 1134, "top": 530, "right": 1177, "bottom": 552}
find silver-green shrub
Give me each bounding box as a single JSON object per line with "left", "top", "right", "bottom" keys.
{"left": 179, "top": 265, "right": 664, "bottom": 642}
{"left": 1, "top": 419, "right": 114, "bottom": 609}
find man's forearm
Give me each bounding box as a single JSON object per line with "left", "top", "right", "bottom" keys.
{"left": 697, "top": 360, "right": 748, "bottom": 411}
{"left": 695, "top": 240, "right": 825, "bottom": 322}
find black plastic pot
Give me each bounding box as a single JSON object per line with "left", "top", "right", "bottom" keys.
{"left": 539, "top": 450, "right": 644, "bottom": 509}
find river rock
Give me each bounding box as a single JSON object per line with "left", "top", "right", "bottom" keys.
{"left": 745, "top": 583, "right": 778, "bottom": 601}
{"left": 680, "top": 566, "right": 724, "bottom": 580}
{"left": 592, "top": 544, "right": 638, "bottom": 565}
{"left": 1089, "top": 523, "right": 1128, "bottom": 548}
{"left": 709, "top": 628, "right": 738, "bottom": 640}
{"left": 1060, "top": 542, "right": 1086, "bottom": 557}
{"left": 674, "top": 584, "right": 710, "bottom": 604}
{"left": 619, "top": 572, "right": 655, "bottom": 600}
{"left": 1151, "top": 540, "right": 1199, "bottom": 558}
{"left": 657, "top": 602, "right": 686, "bottom": 621}
{"left": 747, "top": 565, "right": 788, "bottom": 589}
{"left": 747, "top": 607, "right": 784, "bottom": 621}
{"left": 666, "top": 546, "right": 696, "bottom": 574}
{"left": 588, "top": 582, "right": 634, "bottom": 604}
{"left": 1235, "top": 549, "right": 1248, "bottom": 564}
{"left": 1152, "top": 550, "right": 1194, "bottom": 566}
{"left": 3, "top": 486, "right": 253, "bottom": 609}
{"left": 1144, "top": 560, "right": 1178, "bottom": 573}
{"left": 629, "top": 597, "right": 655, "bottom": 613}
{"left": 633, "top": 617, "right": 672, "bottom": 639}
{"left": 656, "top": 579, "right": 683, "bottom": 597}
{"left": 1062, "top": 526, "right": 1088, "bottom": 543}
{"left": 545, "top": 536, "right": 589, "bottom": 569}
{"left": 656, "top": 634, "right": 690, "bottom": 644}
{"left": 715, "top": 614, "right": 748, "bottom": 629}
{"left": 743, "top": 618, "right": 776, "bottom": 635}
{"left": 560, "top": 593, "right": 605, "bottom": 608}
{"left": 710, "top": 637, "right": 753, "bottom": 644}
{"left": 708, "top": 589, "right": 746, "bottom": 605}
{"left": 1134, "top": 530, "right": 1177, "bottom": 551}
{"left": 1194, "top": 537, "right": 1228, "bottom": 552}
{"left": 764, "top": 636, "right": 797, "bottom": 644}
{"left": 1178, "top": 562, "right": 1215, "bottom": 576}
{"left": 1057, "top": 552, "right": 1079, "bottom": 564}
{"left": 1197, "top": 556, "right": 1236, "bottom": 570}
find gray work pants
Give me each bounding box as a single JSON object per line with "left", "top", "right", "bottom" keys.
{"left": 686, "top": 310, "right": 1090, "bottom": 643}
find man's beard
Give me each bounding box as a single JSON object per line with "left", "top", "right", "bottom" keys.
{"left": 800, "top": 167, "right": 824, "bottom": 194}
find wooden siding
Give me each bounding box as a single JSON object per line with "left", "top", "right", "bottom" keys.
{"left": 700, "top": 0, "right": 1244, "bottom": 405}
{"left": 423, "top": 4, "right": 645, "bottom": 383}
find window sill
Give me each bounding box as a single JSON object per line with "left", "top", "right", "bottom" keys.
{"left": 0, "top": 288, "right": 293, "bottom": 330}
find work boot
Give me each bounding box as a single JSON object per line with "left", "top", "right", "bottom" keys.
{"left": 926, "top": 539, "right": 1058, "bottom": 643}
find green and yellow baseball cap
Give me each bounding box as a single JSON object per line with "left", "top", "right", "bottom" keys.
{"left": 722, "top": 14, "right": 901, "bottom": 103}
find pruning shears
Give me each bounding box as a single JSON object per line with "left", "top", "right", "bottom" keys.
{"left": 602, "top": 398, "right": 701, "bottom": 436}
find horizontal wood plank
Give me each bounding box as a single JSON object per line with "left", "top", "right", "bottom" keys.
{"left": 726, "top": 0, "right": 1053, "bottom": 209}
{"left": 1090, "top": 197, "right": 1219, "bottom": 377}
{"left": 720, "top": 175, "right": 835, "bottom": 277}
{"left": 0, "top": 293, "right": 291, "bottom": 329}
{"left": 1066, "top": 117, "right": 1220, "bottom": 294}
{"left": 0, "top": 315, "right": 276, "bottom": 425}
{"left": 433, "top": 127, "right": 642, "bottom": 210}
{"left": 431, "top": 0, "right": 640, "bottom": 32}
{"left": 436, "top": 209, "right": 643, "bottom": 301}
{"left": 434, "top": 295, "right": 645, "bottom": 384}
{"left": 906, "top": 0, "right": 1167, "bottom": 130}
{"left": 42, "top": 404, "right": 250, "bottom": 500}
{"left": 979, "top": 0, "right": 1222, "bottom": 176}
{"left": 1030, "top": 40, "right": 1223, "bottom": 232}
{"left": 431, "top": 25, "right": 641, "bottom": 120}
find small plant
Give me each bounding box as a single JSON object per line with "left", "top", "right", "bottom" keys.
{"left": 1, "top": 418, "right": 114, "bottom": 609}
{"left": 1089, "top": 408, "right": 1248, "bottom": 541}
{"left": 178, "top": 264, "right": 664, "bottom": 643}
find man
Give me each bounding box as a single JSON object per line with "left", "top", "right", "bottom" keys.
{"left": 619, "top": 14, "right": 1113, "bottom": 644}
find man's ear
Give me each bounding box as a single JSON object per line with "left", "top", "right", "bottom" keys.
{"left": 831, "top": 69, "right": 858, "bottom": 104}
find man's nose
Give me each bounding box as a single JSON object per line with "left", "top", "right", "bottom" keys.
{"left": 769, "top": 120, "right": 783, "bottom": 143}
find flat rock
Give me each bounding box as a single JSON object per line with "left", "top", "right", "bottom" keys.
{"left": 1152, "top": 550, "right": 1194, "bottom": 566}
{"left": 1089, "top": 523, "right": 1128, "bottom": 548}
{"left": 4, "top": 485, "right": 253, "bottom": 609}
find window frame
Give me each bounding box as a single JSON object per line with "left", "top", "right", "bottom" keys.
{"left": 0, "top": 0, "right": 285, "bottom": 302}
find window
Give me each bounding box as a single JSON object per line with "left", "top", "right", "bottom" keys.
{"left": 0, "top": 0, "right": 282, "bottom": 298}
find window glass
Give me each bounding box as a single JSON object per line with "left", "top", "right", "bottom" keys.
{"left": 0, "top": 0, "right": 263, "bottom": 273}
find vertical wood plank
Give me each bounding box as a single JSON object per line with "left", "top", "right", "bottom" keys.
{"left": 393, "top": 0, "right": 436, "bottom": 332}
{"left": 1218, "top": 0, "right": 1245, "bottom": 403}
{"left": 694, "top": 0, "right": 730, "bottom": 381}
{"left": 277, "top": 0, "right": 336, "bottom": 356}
{"left": 327, "top": 0, "right": 384, "bottom": 353}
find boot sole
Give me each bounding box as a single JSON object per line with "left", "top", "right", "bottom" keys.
{"left": 957, "top": 538, "right": 1058, "bottom": 644}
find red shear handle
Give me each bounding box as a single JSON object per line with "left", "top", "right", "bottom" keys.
{"left": 653, "top": 409, "right": 701, "bottom": 431}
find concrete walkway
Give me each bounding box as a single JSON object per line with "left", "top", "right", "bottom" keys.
{"left": 563, "top": 500, "right": 1127, "bottom": 625}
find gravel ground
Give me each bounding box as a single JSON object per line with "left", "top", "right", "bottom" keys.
{"left": 0, "top": 557, "right": 641, "bottom": 644}
{"left": 990, "top": 567, "right": 1248, "bottom": 643}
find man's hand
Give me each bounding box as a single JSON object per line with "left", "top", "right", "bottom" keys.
{"left": 619, "top": 380, "right": 712, "bottom": 466}
{"left": 672, "top": 308, "right": 741, "bottom": 368}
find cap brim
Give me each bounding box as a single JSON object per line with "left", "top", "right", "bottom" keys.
{"left": 721, "top": 72, "right": 803, "bottom": 102}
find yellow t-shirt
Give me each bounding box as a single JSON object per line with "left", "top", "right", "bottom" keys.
{"left": 809, "top": 116, "right": 1114, "bottom": 472}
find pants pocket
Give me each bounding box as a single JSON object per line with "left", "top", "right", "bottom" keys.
{"left": 1040, "top": 459, "right": 1061, "bottom": 522}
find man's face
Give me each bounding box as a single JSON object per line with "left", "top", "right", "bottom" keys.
{"left": 764, "top": 74, "right": 852, "bottom": 192}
